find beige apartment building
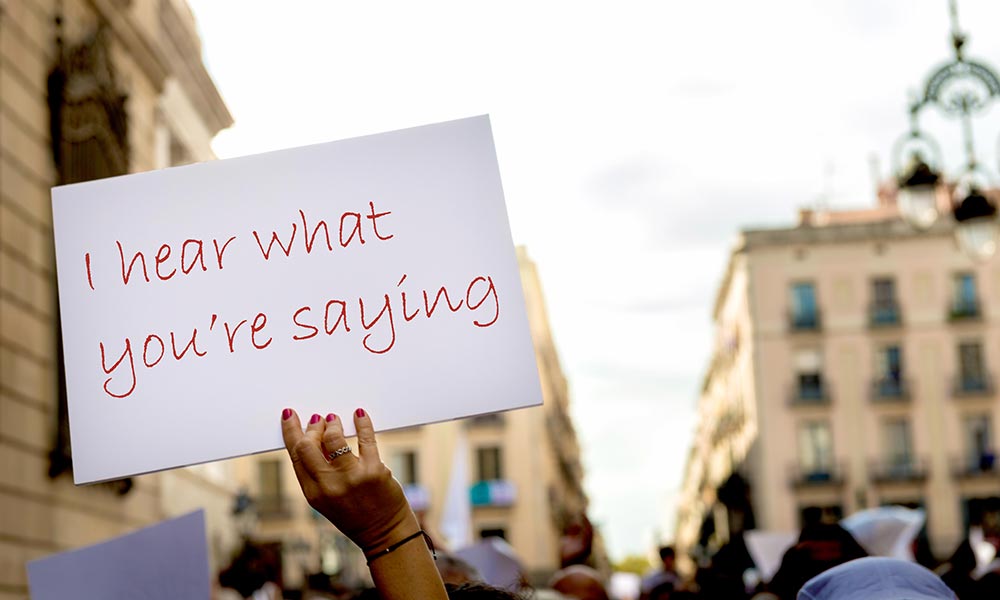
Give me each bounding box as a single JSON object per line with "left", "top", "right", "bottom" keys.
{"left": 676, "top": 189, "right": 1000, "bottom": 565}
{"left": 238, "top": 247, "right": 600, "bottom": 587}
{"left": 0, "top": 1, "right": 234, "bottom": 597}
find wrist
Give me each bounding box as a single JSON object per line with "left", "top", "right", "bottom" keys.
{"left": 365, "top": 529, "right": 435, "bottom": 564}
{"left": 358, "top": 509, "right": 420, "bottom": 556}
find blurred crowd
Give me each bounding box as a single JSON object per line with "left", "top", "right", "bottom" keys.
{"left": 213, "top": 503, "right": 1000, "bottom": 600}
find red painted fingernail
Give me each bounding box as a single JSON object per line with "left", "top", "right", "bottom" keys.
{"left": 326, "top": 413, "right": 336, "bottom": 422}
{"left": 282, "top": 408, "right": 292, "bottom": 421}
{"left": 309, "top": 414, "right": 321, "bottom": 425}
{"left": 355, "top": 408, "right": 366, "bottom": 418}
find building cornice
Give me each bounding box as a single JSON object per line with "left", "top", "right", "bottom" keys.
{"left": 158, "top": 0, "right": 233, "bottom": 134}
{"left": 740, "top": 217, "right": 956, "bottom": 250}
{"left": 89, "top": 0, "right": 170, "bottom": 93}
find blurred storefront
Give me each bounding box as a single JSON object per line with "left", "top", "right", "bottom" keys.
{"left": 0, "top": 1, "right": 233, "bottom": 596}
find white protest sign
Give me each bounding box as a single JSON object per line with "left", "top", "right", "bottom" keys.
{"left": 53, "top": 115, "right": 541, "bottom": 484}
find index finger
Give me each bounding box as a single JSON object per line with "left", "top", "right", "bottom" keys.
{"left": 281, "top": 408, "right": 328, "bottom": 480}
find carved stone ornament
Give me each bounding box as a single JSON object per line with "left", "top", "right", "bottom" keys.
{"left": 47, "top": 18, "right": 133, "bottom": 494}
{"left": 47, "top": 18, "right": 130, "bottom": 185}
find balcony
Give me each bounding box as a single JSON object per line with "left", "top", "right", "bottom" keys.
{"left": 870, "top": 457, "right": 928, "bottom": 483}
{"left": 870, "top": 378, "right": 910, "bottom": 403}
{"left": 951, "top": 452, "right": 999, "bottom": 479}
{"left": 789, "top": 309, "right": 822, "bottom": 332}
{"left": 256, "top": 494, "right": 294, "bottom": 520}
{"left": 869, "top": 302, "right": 902, "bottom": 328}
{"left": 952, "top": 374, "right": 994, "bottom": 398}
{"left": 470, "top": 479, "right": 516, "bottom": 508}
{"left": 789, "top": 381, "right": 830, "bottom": 407}
{"left": 789, "top": 463, "right": 844, "bottom": 488}
{"left": 949, "top": 298, "right": 981, "bottom": 321}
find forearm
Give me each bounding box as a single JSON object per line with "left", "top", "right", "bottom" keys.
{"left": 366, "top": 513, "right": 447, "bottom": 600}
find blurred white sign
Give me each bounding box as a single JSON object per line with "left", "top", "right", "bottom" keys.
{"left": 53, "top": 116, "right": 541, "bottom": 484}
{"left": 28, "top": 511, "right": 208, "bottom": 600}
{"left": 745, "top": 530, "right": 797, "bottom": 583}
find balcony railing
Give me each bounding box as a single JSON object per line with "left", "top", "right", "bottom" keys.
{"left": 789, "top": 309, "right": 822, "bottom": 332}
{"left": 869, "top": 302, "right": 902, "bottom": 327}
{"left": 870, "top": 378, "right": 910, "bottom": 403}
{"left": 257, "top": 494, "right": 294, "bottom": 519}
{"left": 952, "top": 374, "right": 994, "bottom": 397}
{"left": 951, "top": 452, "right": 999, "bottom": 479}
{"left": 789, "top": 463, "right": 844, "bottom": 488}
{"left": 949, "top": 298, "right": 982, "bottom": 321}
{"left": 870, "top": 457, "right": 928, "bottom": 483}
{"left": 789, "top": 381, "right": 830, "bottom": 406}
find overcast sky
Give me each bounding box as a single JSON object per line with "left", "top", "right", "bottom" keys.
{"left": 186, "top": 0, "right": 1000, "bottom": 560}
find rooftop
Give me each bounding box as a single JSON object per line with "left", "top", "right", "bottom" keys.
{"left": 738, "top": 185, "right": 1000, "bottom": 250}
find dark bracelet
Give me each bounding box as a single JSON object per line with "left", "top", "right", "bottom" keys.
{"left": 365, "top": 529, "right": 436, "bottom": 565}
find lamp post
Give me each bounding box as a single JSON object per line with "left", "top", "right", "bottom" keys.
{"left": 893, "top": 0, "right": 1000, "bottom": 260}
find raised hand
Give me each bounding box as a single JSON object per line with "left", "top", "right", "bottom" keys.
{"left": 280, "top": 407, "right": 447, "bottom": 600}
{"left": 280, "top": 408, "right": 412, "bottom": 555}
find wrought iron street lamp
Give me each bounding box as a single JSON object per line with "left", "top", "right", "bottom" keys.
{"left": 893, "top": 0, "right": 1000, "bottom": 259}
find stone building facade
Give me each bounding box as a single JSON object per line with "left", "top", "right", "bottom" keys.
{"left": 0, "top": 1, "right": 233, "bottom": 596}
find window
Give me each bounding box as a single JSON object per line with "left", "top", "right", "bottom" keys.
{"left": 799, "top": 421, "right": 833, "bottom": 477}
{"left": 951, "top": 273, "right": 979, "bottom": 318}
{"left": 965, "top": 415, "right": 994, "bottom": 471}
{"left": 794, "top": 349, "right": 824, "bottom": 402}
{"left": 476, "top": 446, "right": 503, "bottom": 481}
{"left": 797, "top": 372, "right": 824, "bottom": 401}
{"left": 873, "top": 278, "right": 896, "bottom": 305}
{"left": 958, "top": 342, "right": 988, "bottom": 392}
{"left": 259, "top": 459, "right": 282, "bottom": 497}
{"left": 479, "top": 527, "right": 507, "bottom": 540}
{"left": 390, "top": 450, "right": 419, "bottom": 486}
{"left": 871, "top": 277, "right": 900, "bottom": 325}
{"left": 468, "top": 413, "right": 506, "bottom": 427}
{"left": 257, "top": 459, "right": 285, "bottom": 516}
{"left": 883, "top": 419, "right": 913, "bottom": 469}
{"left": 874, "top": 345, "right": 905, "bottom": 398}
{"left": 791, "top": 282, "right": 819, "bottom": 329}
{"left": 878, "top": 346, "right": 903, "bottom": 381}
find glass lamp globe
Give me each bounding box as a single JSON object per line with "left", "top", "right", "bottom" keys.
{"left": 897, "top": 156, "right": 942, "bottom": 230}
{"left": 897, "top": 184, "right": 940, "bottom": 230}
{"left": 955, "top": 218, "right": 998, "bottom": 261}
{"left": 953, "top": 188, "right": 999, "bottom": 261}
